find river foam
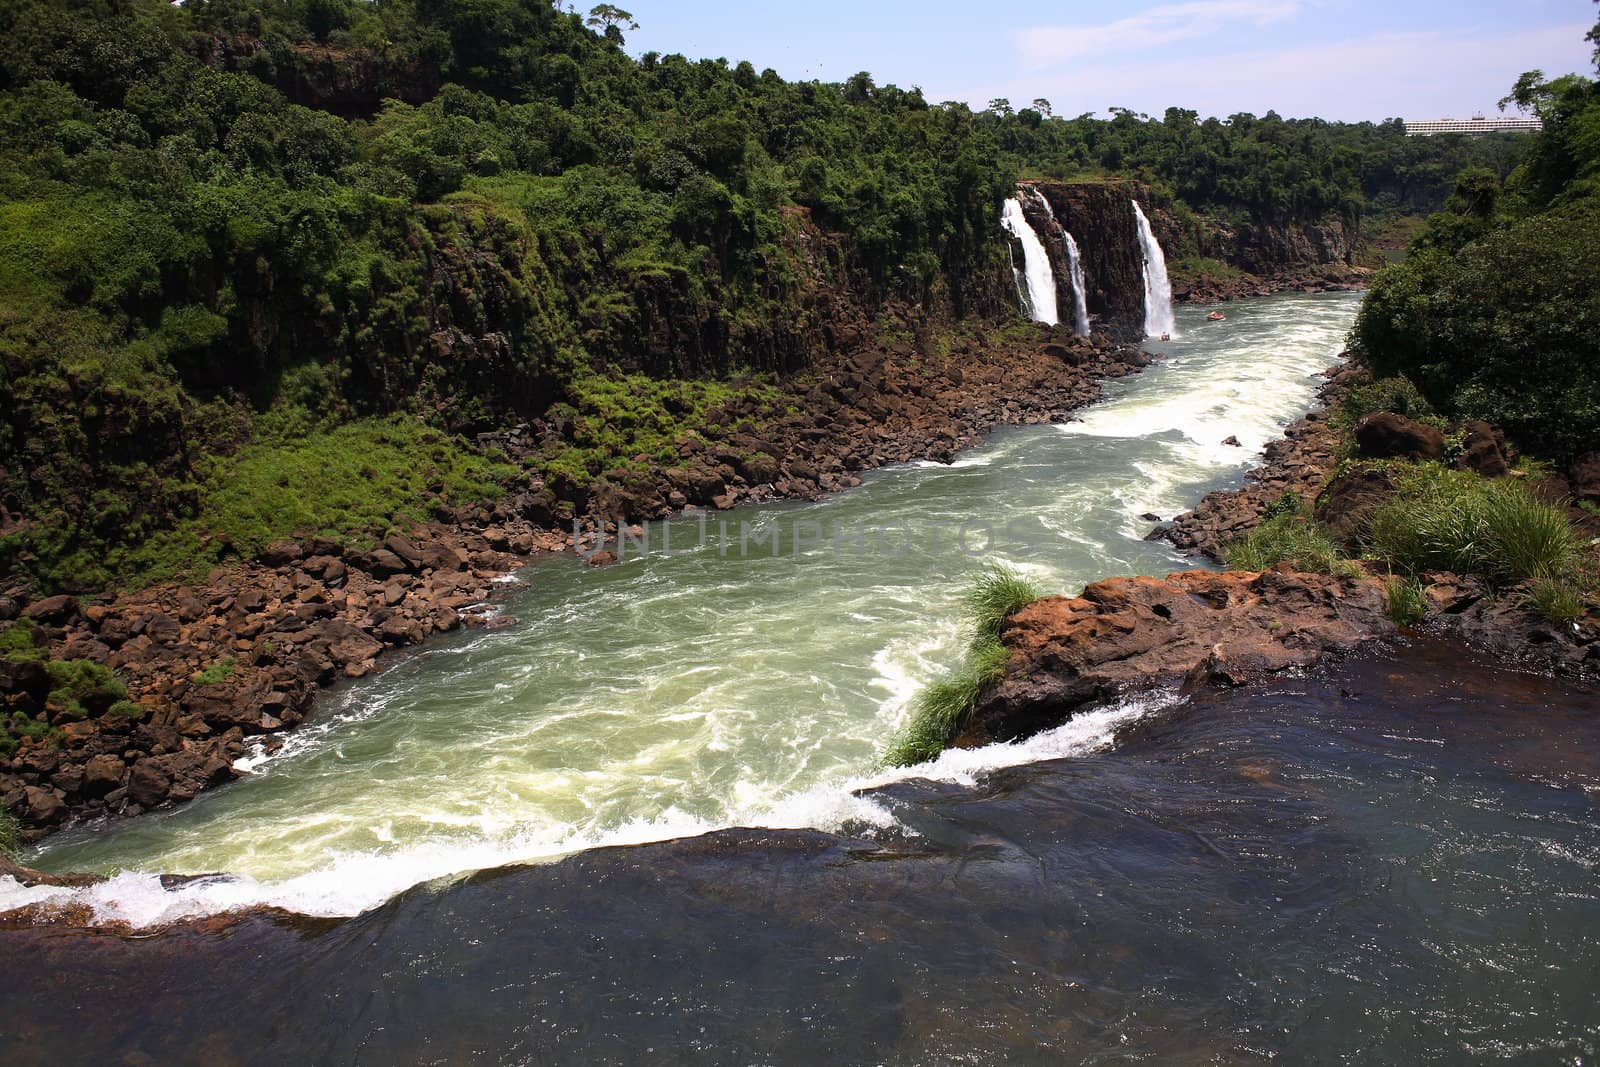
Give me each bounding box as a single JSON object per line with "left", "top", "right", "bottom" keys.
{"left": 5, "top": 293, "right": 1359, "bottom": 926}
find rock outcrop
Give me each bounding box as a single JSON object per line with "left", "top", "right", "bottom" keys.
{"left": 1027, "top": 181, "right": 1150, "bottom": 342}
{"left": 957, "top": 569, "right": 1394, "bottom": 748}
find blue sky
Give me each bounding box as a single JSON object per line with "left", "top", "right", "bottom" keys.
{"left": 620, "top": 0, "right": 1596, "bottom": 122}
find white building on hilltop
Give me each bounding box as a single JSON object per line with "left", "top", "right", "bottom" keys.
{"left": 1404, "top": 114, "right": 1543, "bottom": 137}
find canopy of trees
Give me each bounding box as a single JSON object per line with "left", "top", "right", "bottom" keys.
{"left": 0, "top": 0, "right": 1544, "bottom": 588}
{"left": 1352, "top": 5, "right": 1600, "bottom": 462}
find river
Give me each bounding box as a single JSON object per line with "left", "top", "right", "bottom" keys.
{"left": 12, "top": 293, "right": 1359, "bottom": 922}
{"left": 4, "top": 291, "right": 1598, "bottom": 1062}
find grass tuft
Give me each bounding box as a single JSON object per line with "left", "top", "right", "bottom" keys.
{"left": 1524, "top": 577, "right": 1587, "bottom": 626}
{"left": 884, "top": 568, "right": 1042, "bottom": 768}
{"left": 963, "top": 565, "right": 1044, "bottom": 640}
{"left": 1365, "top": 465, "right": 1581, "bottom": 587}
{"left": 1225, "top": 504, "right": 1361, "bottom": 578}
{"left": 0, "top": 807, "right": 19, "bottom": 858}
{"left": 1385, "top": 576, "right": 1428, "bottom": 627}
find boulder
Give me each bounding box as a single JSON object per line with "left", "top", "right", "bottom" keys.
{"left": 1457, "top": 421, "right": 1508, "bottom": 478}
{"left": 383, "top": 534, "right": 425, "bottom": 569}
{"left": 1572, "top": 453, "right": 1600, "bottom": 505}
{"left": 421, "top": 543, "right": 467, "bottom": 572}
{"left": 126, "top": 759, "right": 172, "bottom": 808}
{"left": 0, "top": 658, "right": 49, "bottom": 702}
{"left": 260, "top": 541, "right": 304, "bottom": 567}
{"left": 23, "top": 785, "right": 65, "bottom": 824}
{"left": 1354, "top": 412, "right": 1445, "bottom": 461}
{"left": 21, "top": 594, "right": 78, "bottom": 624}
{"left": 1315, "top": 466, "right": 1397, "bottom": 548}
{"left": 364, "top": 548, "right": 412, "bottom": 577}
{"left": 960, "top": 570, "right": 1394, "bottom": 748}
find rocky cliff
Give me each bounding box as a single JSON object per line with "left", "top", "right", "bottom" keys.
{"left": 1011, "top": 178, "right": 1370, "bottom": 316}
{"left": 1021, "top": 181, "right": 1149, "bottom": 342}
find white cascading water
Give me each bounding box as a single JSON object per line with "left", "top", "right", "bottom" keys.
{"left": 1029, "top": 190, "right": 1091, "bottom": 338}
{"left": 1062, "top": 232, "right": 1091, "bottom": 338}
{"left": 1132, "top": 200, "right": 1176, "bottom": 339}
{"left": 1000, "top": 196, "right": 1059, "bottom": 326}
{"left": 0, "top": 293, "right": 1361, "bottom": 927}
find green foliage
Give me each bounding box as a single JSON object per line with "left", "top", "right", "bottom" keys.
{"left": 0, "top": 619, "right": 44, "bottom": 661}
{"left": 884, "top": 567, "right": 1040, "bottom": 767}
{"left": 1352, "top": 48, "right": 1600, "bottom": 465}
{"left": 0, "top": 0, "right": 1545, "bottom": 594}
{"left": 1225, "top": 506, "right": 1360, "bottom": 577}
{"left": 1350, "top": 208, "right": 1600, "bottom": 462}
{"left": 128, "top": 417, "right": 514, "bottom": 586}
{"left": 193, "top": 657, "right": 236, "bottom": 686}
{"left": 1385, "top": 576, "right": 1428, "bottom": 627}
{"left": 44, "top": 658, "right": 128, "bottom": 720}
{"left": 963, "top": 564, "right": 1043, "bottom": 639}
{"left": 1525, "top": 577, "right": 1588, "bottom": 625}
{"left": 539, "top": 372, "right": 783, "bottom": 488}
{"left": 1340, "top": 377, "right": 1438, "bottom": 428}
{"left": 0, "top": 806, "right": 19, "bottom": 856}
{"left": 1364, "top": 465, "right": 1582, "bottom": 587}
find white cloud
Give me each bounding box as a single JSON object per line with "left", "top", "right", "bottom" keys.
{"left": 1017, "top": 1, "right": 1302, "bottom": 68}
{"left": 951, "top": 23, "right": 1592, "bottom": 123}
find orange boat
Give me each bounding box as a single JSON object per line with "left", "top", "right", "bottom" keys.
{"left": 1207, "top": 311, "right": 1227, "bottom": 321}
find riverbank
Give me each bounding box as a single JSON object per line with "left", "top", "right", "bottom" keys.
{"left": 0, "top": 324, "right": 1152, "bottom": 844}
{"left": 953, "top": 361, "right": 1599, "bottom": 753}
{"left": 1170, "top": 264, "right": 1372, "bottom": 304}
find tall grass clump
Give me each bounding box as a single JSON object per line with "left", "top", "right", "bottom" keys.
{"left": 884, "top": 567, "right": 1041, "bottom": 767}
{"left": 1225, "top": 498, "right": 1360, "bottom": 577}
{"left": 1384, "top": 576, "right": 1427, "bottom": 627}
{"left": 1525, "top": 577, "right": 1586, "bottom": 626}
{"left": 1365, "top": 465, "right": 1581, "bottom": 586}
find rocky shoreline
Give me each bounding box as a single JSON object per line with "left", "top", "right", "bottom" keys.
{"left": 1170, "top": 265, "right": 1372, "bottom": 305}
{"left": 0, "top": 325, "right": 1152, "bottom": 845}
{"left": 966, "top": 362, "right": 1600, "bottom": 752}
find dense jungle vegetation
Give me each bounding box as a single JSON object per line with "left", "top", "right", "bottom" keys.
{"left": 1352, "top": 3, "right": 1600, "bottom": 464}
{"left": 0, "top": 0, "right": 1533, "bottom": 593}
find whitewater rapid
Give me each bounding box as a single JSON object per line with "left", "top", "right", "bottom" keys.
{"left": 2, "top": 293, "right": 1360, "bottom": 926}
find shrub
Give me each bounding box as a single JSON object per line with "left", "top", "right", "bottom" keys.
{"left": 193, "top": 657, "right": 237, "bottom": 686}
{"left": 0, "top": 620, "right": 44, "bottom": 661}
{"left": 1350, "top": 207, "right": 1600, "bottom": 462}
{"left": 1340, "top": 376, "right": 1438, "bottom": 427}
{"left": 1225, "top": 510, "right": 1360, "bottom": 577}
{"left": 1365, "top": 465, "right": 1581, "bottom": 587}
{"left": 43, "top": 659, "right": 128, "bottom": 720}
{"left": 0, "top": 807, "right": 20, "bottom": 857}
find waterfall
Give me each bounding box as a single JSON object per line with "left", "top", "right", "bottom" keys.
{"left": 1028, "top": 190, "right": 1091, "bottom": 337}
{"left": 1000, "top": 197, "right": 1059, "bottom": 326}
{"left": 1132, "top": 200, "right": 1176, "bottom": 339}
{"left": 1062, "top": 232, "right": 1091, "bottom": 338}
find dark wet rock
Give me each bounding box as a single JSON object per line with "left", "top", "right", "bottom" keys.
{"left": 1572, "top": 453, "right": 1600, "bottom": 505}
{"left": 1355, "top": 411, "right": 1445, "bottom": 462}
{"left": 1222, "top": 436, "right": 1241, "bottom": 448}
{"left": 1315, "top": 466, "right": 1396, "bottom": 549}
{"left": 126, "top": 759, "right": 172, "bottom": 809}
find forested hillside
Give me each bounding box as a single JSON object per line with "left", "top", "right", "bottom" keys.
{"left": 1353, "top": 4, "right": 1600, "bottom": 467}
{"left": 0, "top": 0, "right": 1525, "bottom": 594}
